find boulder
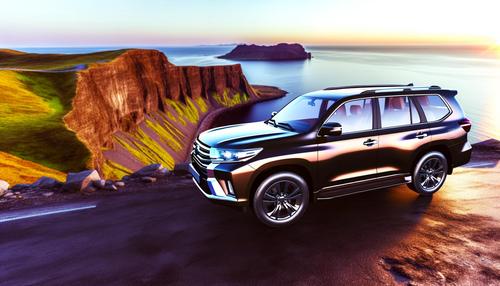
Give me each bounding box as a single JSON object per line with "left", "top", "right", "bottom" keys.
{"left": 131, "top": 164, "right": 168, "bottom": 178}
{"left": 93, "top": 179, "right": 106, "bottom": 189}
{"left": 32, "top": 177, "right": 62, "bottom": 190}
{"left": 10, "top": 184, "right": 31, "bottom": 192}
{"left": 0, "top": 180, "right": 9, "bottom": 192}
{"left": 114, "top": 181, "right": 125, "bottom": 188}
{"left": 141, "top": 176, "right": 157, "bottom": 183}
{"left": 105, "top": 185, "right": 118, "bottom": 191}
{"left": 63, "top": 170, "right": 101, "bottom": 192}
{"left": 173, "top": 163, "right": 190, "bottom": 176}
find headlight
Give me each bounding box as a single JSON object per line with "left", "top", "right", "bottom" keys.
{"left": 210, "top": 147, "right": 263, "bottom": 163}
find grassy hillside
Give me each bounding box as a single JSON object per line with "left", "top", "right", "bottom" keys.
{"left": 0, "top": 49, "right": 126, "bottom": 70}
{"left": 0, "top": 49, "right": 126, "bottom": 183}
{"left": 0, "top": 70, "right": 90, "bottom": 172}
{"left": 0, "top": 151, "right": 66, "bottom": 185}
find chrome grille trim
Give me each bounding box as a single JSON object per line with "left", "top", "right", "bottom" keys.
{"left": 192, "top": 138, "right": 211, "bottom": 175}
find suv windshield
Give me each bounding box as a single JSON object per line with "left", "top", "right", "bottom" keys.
{"left": 269, "top": 96, "right": 336, "bottom": 133}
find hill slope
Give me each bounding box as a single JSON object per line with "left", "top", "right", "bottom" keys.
{"left": 0, "top": 49, "right": 269, "bottom": 181}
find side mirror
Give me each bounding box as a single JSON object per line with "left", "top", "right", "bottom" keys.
{"left": 271, "top": 111, "right": 277, "bottom": 117}
{"left": 318, "top": 122, "right": 342, "bottom": 137}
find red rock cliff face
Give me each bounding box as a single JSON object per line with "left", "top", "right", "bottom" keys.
{"left": 64, "top": 49, "right": 256, "bottom": 174}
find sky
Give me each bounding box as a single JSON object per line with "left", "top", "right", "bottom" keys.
{"left": 1, "top": 0, "right": 499, "bottom": 47}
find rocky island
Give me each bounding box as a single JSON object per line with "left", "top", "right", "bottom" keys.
{"left": 218, "top": 43, "right": 312, "bottom": 61}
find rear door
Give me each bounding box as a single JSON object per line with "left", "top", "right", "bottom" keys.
{"left": 376, "top": 95, "right": 431, "bottom": 176}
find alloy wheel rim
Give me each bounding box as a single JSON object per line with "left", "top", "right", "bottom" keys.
{"left": 418, "top": 157, "right": 445, "bottom": 192}
{"left": 262, "top": 180, "right": 304, "bottom": 221}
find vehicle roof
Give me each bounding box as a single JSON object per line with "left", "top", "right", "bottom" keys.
{"left": 302, "top": 84, "right": 458, "bottom": 100}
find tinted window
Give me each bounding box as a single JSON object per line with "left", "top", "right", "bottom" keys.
{"left": 410, "top": 98, "right": 422, "bottom": 123}
{"left": 327, "top": 99, "right": 373, "bottom": 133}
{"left": 415, "top": 95, "right": 450, "bottom": 121}
{"left": 379, "top": 96, "right": 412, "bottom": 128}
{"left": 272, "top": 96, "right": 336, "bottom": 132}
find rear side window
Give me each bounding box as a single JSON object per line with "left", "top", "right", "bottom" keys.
{"left": 379, "top": 96, "right": 417, "bottom": 128}
{"left": 414, "top": 95, "right": 450, "bottom": 121}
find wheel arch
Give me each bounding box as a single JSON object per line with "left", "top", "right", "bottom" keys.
{"left": 411, "top": 143, "right": 453, "bottom": 175}
{"left": 249, "top": 163, "right": 315, "bottom": 207}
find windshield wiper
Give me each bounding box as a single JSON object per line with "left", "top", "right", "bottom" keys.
{"left": 276, "top": 122, "right": 295, "bottom": 131}
{"left": 266, "top": 118, "right": 277, "bottom": 127}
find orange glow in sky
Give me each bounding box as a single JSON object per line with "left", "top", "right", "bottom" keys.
{"left": 0, "top": 0, "right": 499, "bottom": 46}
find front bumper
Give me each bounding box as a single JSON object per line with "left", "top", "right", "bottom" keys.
{"left": 189, "top": 163, "right": 249, "bottom": 206}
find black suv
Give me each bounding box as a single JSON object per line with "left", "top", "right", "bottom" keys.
{"left": 189, "top": 84, "right": 472, "bottom": 227}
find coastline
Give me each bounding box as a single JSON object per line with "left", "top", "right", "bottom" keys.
{"left": 194, "top": 85, "right": 287, "bottom": 141}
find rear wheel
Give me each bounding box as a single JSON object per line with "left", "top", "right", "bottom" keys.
{"left": 408, "top": 151, "right": 448, "bottom": 196}
{"left": 253, "top": 172, "right": 309, "bottom": 227}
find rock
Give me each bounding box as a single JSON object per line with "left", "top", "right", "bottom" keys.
{"left": 156, "top": 168, "right": 170, "bottom": 177}
{"left": 173, "top": 163, "right": 189, "bottom": 176}
{"left": 32, "top": 177, "right": 62, "bottom": 189}
{"left": 0, "top": 180, "right": 9, "bottom": 194}
{"left": 93, "top": 179, "right": 106, "bottom": 189}
{"left": 141, "top": 176, "right": 157, "bottom": 183}
{"left": 105, "top": 185, "right": 118, "bottom": 191}
{"left": 218, "top": 43, "right": 312, "bottom": 61}
{"left": 114, "top": 181, "right": 125, "bottom": 188}
{"left": 131, "top": 164, "right": 163, "bottom": 178}
{"left": 10, "top": 184, "right": 32, "bottom": 191}
{"left": 83, "top": 185, "right": 97, "bottom": 193}
{"left": 63, "top": 49, "right": 257, "bottom": 177}
{"left": 63, "top": 170, "right": 101, "bottom": 192}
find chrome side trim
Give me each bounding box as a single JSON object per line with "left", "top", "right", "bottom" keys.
{"left": 316, "top": 182, "right": 406, "bottom": 201}
{"left": 316, "top": 173, "right": 410, "bottom": 193}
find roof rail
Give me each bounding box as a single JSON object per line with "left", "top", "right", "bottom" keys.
{"left": 324, "top": 83, "right": 413, "bottom": 91}
{"left": 360, "top": 85, "right": 443, "bottom": 95}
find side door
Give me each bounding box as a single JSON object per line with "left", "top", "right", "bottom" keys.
{"left": 316, "top": 98, "right": 379, "bottom": 190}
{"left": 376, "top": 95, "right": 431, "bottom": 176}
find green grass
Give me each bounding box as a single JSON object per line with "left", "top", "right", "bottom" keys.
{"left": 0, "top": 49, "right": 127, "bottom": 70}
{"left": 0, "top": 70, "right": 90, "bottom": 172}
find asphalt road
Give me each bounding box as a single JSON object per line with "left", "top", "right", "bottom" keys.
{"left": 0, "top": 165, "right": 498, "bottom": 286}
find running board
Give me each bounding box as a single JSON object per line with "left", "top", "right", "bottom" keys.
{"left": 316, "top": 174, "right": 411, "bottom": 200}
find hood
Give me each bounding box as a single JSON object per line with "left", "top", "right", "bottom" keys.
{"left": 198, "top": 122, "right": 297, "bottom": 148}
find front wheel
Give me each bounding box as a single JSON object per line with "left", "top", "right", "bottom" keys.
{"left": 253, "top": 172, "right": 309, "bottom": 227}
{"left": 408, "top": 151, "right": 448, "bottom": 196}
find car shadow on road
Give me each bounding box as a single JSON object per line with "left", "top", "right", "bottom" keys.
{"left": 164, "top": 186, "right": 433, "bottom": 284}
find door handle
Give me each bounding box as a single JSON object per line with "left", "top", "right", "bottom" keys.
{"left": 416, "top": 133, "right": 428, "bottom": 139}
{"left": 363, "top": 138, "right": 377, "bottom": 146}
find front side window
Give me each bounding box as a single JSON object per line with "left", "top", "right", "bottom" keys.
{"left": 271, "top": 96, "right": 336, "bottom": 132}
{"left": 326, "top": 98, "right": 373, "bottom": 133}
{"left": 379, "top": 96, "right": 413, "bottom": 128}
{"left": 414, "top": 95, "right": 450, "bottom": 121}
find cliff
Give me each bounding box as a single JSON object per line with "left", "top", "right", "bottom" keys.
{"left": 218, "top": 43, "right": 312, "bottom": 61}
{"left": 64, "top": 49, "right": 258, "bottom": 178}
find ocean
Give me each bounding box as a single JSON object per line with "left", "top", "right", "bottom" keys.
{"left": 17, "top": 45, "right": 500, "bottom": 143}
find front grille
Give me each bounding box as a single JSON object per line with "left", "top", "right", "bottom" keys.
{"left": 191, "top": 138, "right": 211, "bottom": 177}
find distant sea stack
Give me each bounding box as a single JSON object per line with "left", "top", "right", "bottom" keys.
{"left": 218, "top": 43, "right": 312, "bottom": 61}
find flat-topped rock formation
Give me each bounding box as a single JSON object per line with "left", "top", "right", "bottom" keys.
{"left": 218, "top": 43, "right": 312, "bottom": 61}
{"left": 0, "top": 48, "right": 285, "bottom": 182}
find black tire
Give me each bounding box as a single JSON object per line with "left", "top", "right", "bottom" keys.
{"left": 253, "top": 172, "right": 309, "bottom": 227}
{"left": 407, "top": 151, "right": 448, "bottom": 196}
